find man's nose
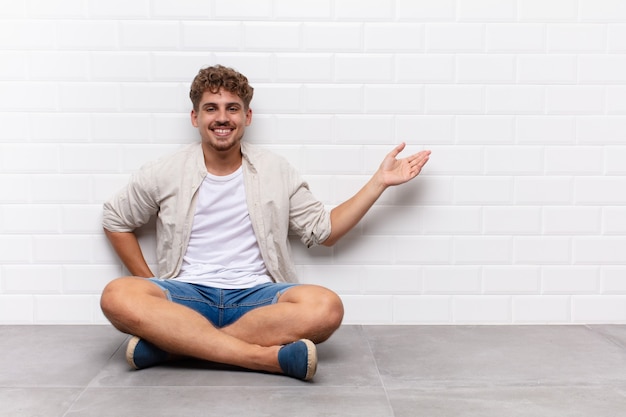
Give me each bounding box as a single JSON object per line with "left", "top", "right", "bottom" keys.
{"left": 216, "top": 108, "right": 228, "bottom": 122}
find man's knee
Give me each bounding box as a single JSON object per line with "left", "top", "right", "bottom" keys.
{"left": 305, "top": 287, "right": 344, "bottom": 343}
{"left": 100, "top": 277, "right": 162, "bottom": 331}
{"left": 100, "top": 278, "right": 133, "bottom": 326}
{"left": 319, "top": 290, "right": 344, "bottom": 330}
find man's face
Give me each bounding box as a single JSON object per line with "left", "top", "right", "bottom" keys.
{"left": 191, "top": 88, "right": 252, "bottom": 153}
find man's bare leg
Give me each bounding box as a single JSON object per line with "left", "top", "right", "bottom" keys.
{"left": 100, "top": 277, "right": 283, "bottom": 374}
{"left": 220, "top": 285, "right": 344, "bottom": 346}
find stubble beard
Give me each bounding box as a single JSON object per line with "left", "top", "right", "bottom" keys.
{"left": 203, "top": 128, "right": 243, "bottom": 154}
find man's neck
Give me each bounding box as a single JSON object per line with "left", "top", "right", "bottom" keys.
{"left": 202, "top": 143, "right": 243, "bottom": 176}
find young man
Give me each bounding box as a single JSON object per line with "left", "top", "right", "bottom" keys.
{"left": 101, "top": 65, "right": 430, "bottom": 381}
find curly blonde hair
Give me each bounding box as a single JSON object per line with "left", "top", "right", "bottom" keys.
{"left": 189, "top": 65, "right": 254, "bottom": 111}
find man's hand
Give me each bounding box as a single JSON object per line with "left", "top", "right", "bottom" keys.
{"left": 323, "top": 143, "right": 431, "bottom": 246}
{"left": 378, "top": 142, "right": 431, "bottom": 187}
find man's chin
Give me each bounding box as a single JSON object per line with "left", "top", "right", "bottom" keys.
{"left": 203, "top": 138, "right": 240, "bottom": 153}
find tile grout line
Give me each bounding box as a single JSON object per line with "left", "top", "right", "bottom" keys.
{"left": 361, "top": 325, "right": 397, "bottom": 417}
{"left": 60, "top": 385, "right": 91, "bottom": 417}
{"left": 61, "top": 336, "right": 129, "bottom": 417}
{"left": 584, "top": 324, "right": 626, "bottom": 350}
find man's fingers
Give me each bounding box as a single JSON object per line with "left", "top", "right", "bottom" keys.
{"left": 389, "top": 142, "right": 406, "bottom": 158}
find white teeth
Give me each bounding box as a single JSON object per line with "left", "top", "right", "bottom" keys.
{"left": 214, "top": 129, "right": 232, "bottom": 135}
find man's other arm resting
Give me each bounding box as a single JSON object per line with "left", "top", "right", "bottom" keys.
{"left": 104, "top": 228, "right": 154, "bottom": 278}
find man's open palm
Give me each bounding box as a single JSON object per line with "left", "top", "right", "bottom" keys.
{"left": 379, "top": 142, "right": 431, "bottom": 187}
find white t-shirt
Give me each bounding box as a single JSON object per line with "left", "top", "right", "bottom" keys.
{"left": 174, "top": 167, "right": 272, "bottom": 288}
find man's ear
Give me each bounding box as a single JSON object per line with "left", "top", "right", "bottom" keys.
{"left": 190, "top": 109, "right": 198, "bottom": 127}
{"left": 245, "top": 107, "right": 252, "bottom": 126}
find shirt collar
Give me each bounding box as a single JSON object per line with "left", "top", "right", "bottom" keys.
{"left": 193, "top": 141, "right": 259, "bottom": 175}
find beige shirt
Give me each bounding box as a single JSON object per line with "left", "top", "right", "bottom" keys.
{"left": 102, "top": 142, "right": 332, "bottom": 283}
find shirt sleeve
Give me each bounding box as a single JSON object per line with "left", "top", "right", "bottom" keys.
{"left": 102, "top": 163, "right": 160, "bottom": 233}
{"left": 287, "top": 166, "right": 332, "bottom": 248}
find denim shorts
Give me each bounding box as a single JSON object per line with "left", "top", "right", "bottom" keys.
{"left": 149, "top": 278, "right": 299, "bottom": 328}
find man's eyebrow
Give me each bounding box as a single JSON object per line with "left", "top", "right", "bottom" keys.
{"left": 201, "top": 102, "right": 242, "bottom": 108}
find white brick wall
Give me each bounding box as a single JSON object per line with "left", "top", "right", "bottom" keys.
{"left": 1, "top": 0, "right": 625, "bottom": 324}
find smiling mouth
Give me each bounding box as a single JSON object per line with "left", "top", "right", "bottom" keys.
{"left": 211, "top": 128, "right": 234, "bottom": 137}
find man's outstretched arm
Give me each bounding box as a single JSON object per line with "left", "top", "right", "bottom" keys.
{"left": 322, "top": 143, "right": 430, "bottom": 247}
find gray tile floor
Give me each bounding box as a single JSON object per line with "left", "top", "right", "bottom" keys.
{"left": 1, "top": 325, "right": 626, "bottom": 416}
